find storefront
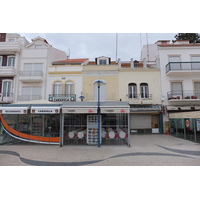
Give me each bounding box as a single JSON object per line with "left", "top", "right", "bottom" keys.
{"left": 0, "top": 104, "right": 61, "bottom": 144}
{"left": 129, "top": 106, "right": 162, "bottom": 134}
{"left": 168, "top": 107, "right": 200, "bottom": 143}
{"left": 60, "top": 102, "right": 130, "bottom": 146}
{"left": 0, "top": 102, "right": 130, "bottom": 146}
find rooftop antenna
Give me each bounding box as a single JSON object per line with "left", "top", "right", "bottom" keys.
{"left": 146, "top": 33, "right": 149, "bottom": 61}
{"left": 140, "top": 33, "right": 142, "bottom": 59}
{"left": 116, "top": 33, "right": 118, "bottom": 62}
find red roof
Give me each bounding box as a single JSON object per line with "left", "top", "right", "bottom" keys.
{"left": 53, "top": 58, "right": 88, "bottom": 64}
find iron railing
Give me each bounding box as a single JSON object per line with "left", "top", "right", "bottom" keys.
{"left": 167, "top": 90, "right": 200, "bottom": 100}
{"left": 128, "top": 93, "right": 152, "bottom": 100}
{"left": 166, "top": 62, "right": 200, "bottom": 73}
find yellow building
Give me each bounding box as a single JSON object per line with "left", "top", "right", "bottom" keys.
{"left": 119, "top": 59, "right": 163, "bottom": 134}
{"left": 82, "top": 56, "right": 119, "bottom": 101}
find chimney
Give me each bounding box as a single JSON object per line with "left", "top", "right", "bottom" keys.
{"left": 130, "top": 58, "right": 134, "bottom": 68}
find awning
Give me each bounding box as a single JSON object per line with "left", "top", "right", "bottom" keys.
{"left": 0, "top": 107, "right": 29, "bottom": 114}
{"left": 169, "top": 111, "right": 200, "bottom": 119}
{"left": 31, "top": 107, "right": 60, "bottom": 114}
{"left": 130, "top": 106, "right": 161, "bottom": 112}
{"left": 62, "top": 101, "right": 130, "bottom": 114}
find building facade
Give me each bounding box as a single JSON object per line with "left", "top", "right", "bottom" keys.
{"left": 141, "top": 40, "right": 200, "bottom": 142}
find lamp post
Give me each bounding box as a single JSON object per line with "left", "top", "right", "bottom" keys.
{"left": 95, "top": 80, "right": 103, "bottom": 148}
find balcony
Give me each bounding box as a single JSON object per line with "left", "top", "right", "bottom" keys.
{"left": 19, "top": 71, "right": 43, "bottom": 82}
{"left": 167, "top": 90, "right": 200, "bottom": 101}
{"left": 18, "top": 95, "right": 42, "bottom": 102}
{"left": 0, "top": 66, "right": 16, "bottom": 77}
{"left": 166, "top": 62, "right": 200, "bottom": 75}
{"left": 49, "top": 94, "right": 76, "bottom": 102}
{"left": 128, "top": 94, "right": 153, "bottom": 104}
{"left": 0, "top": 93, "right": 13, "bottom": 103}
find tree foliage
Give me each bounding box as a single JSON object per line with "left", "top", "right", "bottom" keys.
{"left": 174, "top": 33, "right": 200, "bottom": 43}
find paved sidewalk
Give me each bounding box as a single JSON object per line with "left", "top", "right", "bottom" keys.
{"left": 0, "top": 134, "right": 200, "bottom": 166}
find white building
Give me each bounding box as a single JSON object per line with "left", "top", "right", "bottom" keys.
{"left": 141, "top": 40, "right": 200, "bottom": 142}
{"left": 17, "top": 36, "right": 67, "bottom": 102}
{"left": 0, "top": 33, "right": 29, "bottom": 103}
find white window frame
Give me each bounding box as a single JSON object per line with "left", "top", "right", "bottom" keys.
{"left": 7, "top": 56, "right": 15, "bottom": 67}
{"left": 128, "top": 83, "right": 137, "bottom": 98}
{"left": 65, "top": 81, "right": 74, "bottom": 95}
{"left": 0, "top": 56, "right": 2, "bottom": 66}
{"left": 2, "top": 80, "right": 12, "bottom": 97}
{"left": 53, "top": 82, "right": 62, "bottom": 97}
{"left": 140, "top": 83, "right": 149, "bottom": 99}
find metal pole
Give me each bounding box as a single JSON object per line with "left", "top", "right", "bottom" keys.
{"left": 98, "top": 84, "right": 101, "bottom": 148}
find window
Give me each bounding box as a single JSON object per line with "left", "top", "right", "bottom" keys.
{"left": 23, "top": 63, "right": 43, "bottom": 76}
{"left": 53, "top": 82, "right": 62, "bottom": 97}
{"left": 191, "top": 56, "right": 200, "bottom": 70}
{"left": 140, "top": 83, "right": 149, "bottom": 98}
{"left": 194, "top": 82, "right": 200, "bottom": 98}
{"left": 21, "top": 86, "right": 42, "bottom": 101}
{"left": 0, "top": 56, "right": 2, "bottom": 66}
{"left": 65, "top": 81, "right": 74, "bottom": 95}
{"left": 128, "top": 83, "right": 137, "bottom": 98}
{"left": 99, "top": 59, "right": 107, "bottom": 65}
{"left": 169, "top": 56, "right": 181, "bottom": 70}
{"left": 7, "top": 57, "right": 15, "bottom": 67}
{"left": 171, "top": 82, "right": 182, "bottom": 98}
{"left": 35, "top": 45, "right": 42, "bottom": 49}
{"left": 2, "top": 80, "right": 12, "bottom": 97}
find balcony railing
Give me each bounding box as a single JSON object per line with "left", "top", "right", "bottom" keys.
{"left": 18, "top": 95, "right": 42, "bottom": 101}
{"left": 166, "top": 62, "right": 200, "bottom": 73}
{"left": 0, "top": 93, "right": 13, "bottom": 103}
{"left": 167, "top": 90, "right": 200, "bottom": 100}
{"left": 49, "top": 94, "right": 76, "bottom": 102}
{"left": 128, "top": 93, "right": 152, "bottom": 100}
{"left": 19, "top": 71, "right": 43, "bottom": 76}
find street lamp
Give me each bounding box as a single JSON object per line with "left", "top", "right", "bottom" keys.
{"left": 95, "top": 80, "right": 104, "bottom": 148}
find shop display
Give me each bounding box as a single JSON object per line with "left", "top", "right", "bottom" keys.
{"left": 32, "top": 115, "right": 44, "bottom": 136}
{"left": 87, "top": 115, "right": 101, "bottom": 145}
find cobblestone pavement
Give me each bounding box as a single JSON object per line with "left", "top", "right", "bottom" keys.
{"left": 0, "top": 134, "right": 200, "bottom": 166}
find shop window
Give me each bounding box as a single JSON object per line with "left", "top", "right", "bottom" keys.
{"left": 128, "top": 83, "right": 137, "bottom": 98}
{"left": 140, "top": 83, "right": 149, "bottom": 98}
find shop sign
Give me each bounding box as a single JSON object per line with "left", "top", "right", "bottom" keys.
{"left": 101, "top": 108, "right": 129, "bottom": 113}
{"left": 62, "top": 108, "right": 97, "bottom": 113}
{"left": 0, "top": 107, "right": 28, "bottom": 114}
{"left": 31, "top": 107, "right": 60, "bottom": 114}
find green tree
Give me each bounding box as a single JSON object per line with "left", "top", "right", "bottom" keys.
{"left": 174, "top": 33, "right": 200, "bottom": 43}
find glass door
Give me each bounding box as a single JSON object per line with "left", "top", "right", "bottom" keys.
{"left": 2, "top": 80, "right": 12, "bottom": 102}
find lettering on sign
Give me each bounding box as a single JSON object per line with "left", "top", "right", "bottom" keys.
{"left": 105, "top": 110, "right": 114, "bottom": 113}
{"left": 88, "top": 109, "right": 94, "bottom": 113}
{"left": 68, "top": 110, "right": 76, "bottom": 113}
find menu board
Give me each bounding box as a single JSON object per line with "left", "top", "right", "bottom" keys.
{"left": 87, "top": 115, "right": 101, "bottom": 145}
